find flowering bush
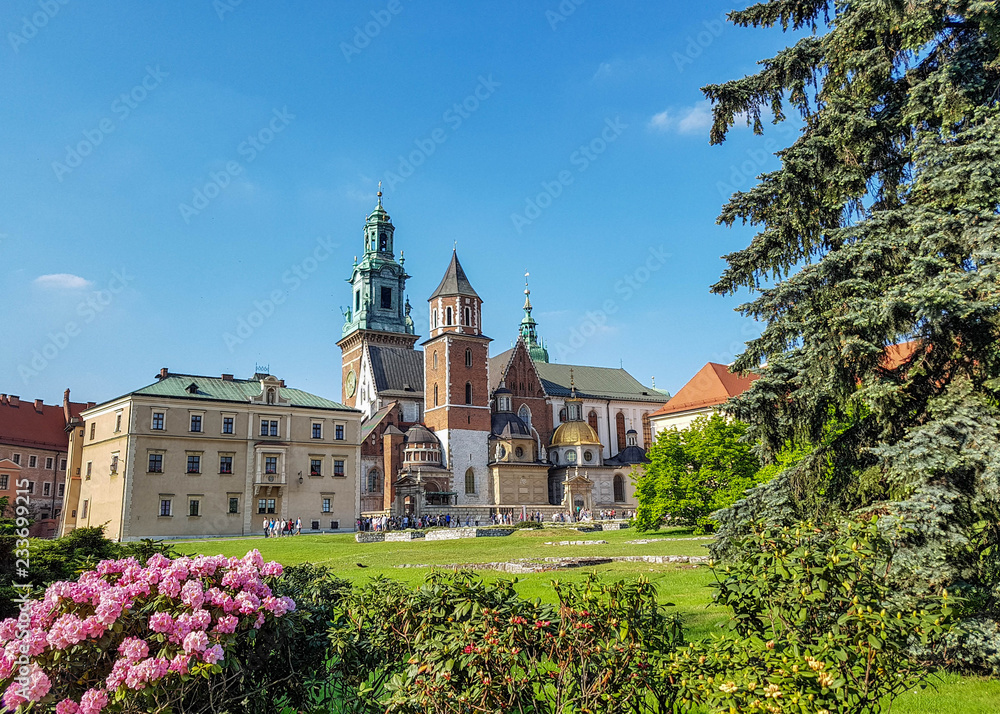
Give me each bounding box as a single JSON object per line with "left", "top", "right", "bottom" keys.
{"left": 0, "top": 550, "right": 294, "bottom": 713}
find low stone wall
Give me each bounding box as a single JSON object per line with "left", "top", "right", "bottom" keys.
{"left": 599, "top": 521, "right": 630, "bottom": 531}
{"left": 475, "top": 527, "right": 515, "bottom": 538}
{"left": 425, "top": 527, "right": 476, "bottom": 541}
{"left": 385, "top": 531, "right": 425, "bottom": 542}
{"left": 355, "top": 532, "right": 385, "bottom": 543}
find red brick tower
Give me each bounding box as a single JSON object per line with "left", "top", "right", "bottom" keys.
{"left": 423, "top": 251, "right": 491, "bottom": 503}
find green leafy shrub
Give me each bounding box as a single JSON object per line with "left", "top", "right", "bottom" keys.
{"left": 672, "top": 518, "right": 955, "bottom": 713}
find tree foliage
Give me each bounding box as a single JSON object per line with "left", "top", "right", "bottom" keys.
{"left": 634, "top": 414, "right": 762, "bottom": 533}
{"left": 706, "top": 0, "right": 1000, "bottom": 671}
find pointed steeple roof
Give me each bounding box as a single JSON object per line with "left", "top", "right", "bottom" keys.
{"left": 429, "top": 250, "right": 480, "bottom": 300}
{"left": 518, "top": 271, "right": 548, "bottom": 363}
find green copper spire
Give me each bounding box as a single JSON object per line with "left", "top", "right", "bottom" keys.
{"left": 341, "top": 187, "right": 414, "bottom": 338}
{"left": 519, "top": 271, "right": 549, "bottom": 363}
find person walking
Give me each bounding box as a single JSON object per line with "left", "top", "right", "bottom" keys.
{"left": 295, "top": 517, "right": 301, "bottom": 536}
{"left": 262, "top": 517, "right": 270, "bottom": 537}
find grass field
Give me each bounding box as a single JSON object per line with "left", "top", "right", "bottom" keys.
{"left": 178, "top": 527, "right": 999, "bottom": 714}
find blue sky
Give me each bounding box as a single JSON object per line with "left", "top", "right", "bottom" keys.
{"left": 1, "top": 0, "right": 799, "bottom": 407}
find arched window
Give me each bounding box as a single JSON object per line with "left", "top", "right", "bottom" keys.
{"left": 433, "top": 351, "right": 438, "bottom": 370}
{"left": 446, "top": 307, "right": 453, "bottom": 325}
{"left": 518, "top": 405, "right": 531, "bottom": 429}
{"left": 266, "top": 388, "right": 275, "bottom": 405}
{"left": 559, "top": 407, "right": 567, "bottom": 423}
{"left": 588, "top": 410, "right": 599, "bottom": 432}
{"left": 464, "top": 306, "right": 471, "bottom": 326}
{"left": 641, "top": 412, "right": 651, "bottom": 447}
{"left": 613, "top": 473, "right": 625, "bottom": 503}
{"left": 465, "top": 382, "right": 473, "bottom": 405}
{"left": 434, "top": 384, "right": 439, "bottom": 407}
{"left": 465, "top": 348, "right": 472, "bottom": 367}
{"left": 465, "top": 468, "right": 475, "bottom": 494}
{"left": 368, "top": 469, "right": 381, "bottom": 493}
{"left": 615, "top": 412, "right": 626, "bottom": 452}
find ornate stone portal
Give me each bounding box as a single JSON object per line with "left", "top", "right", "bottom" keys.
{"left": 561, "top": 467, "right": 594, "bottom": 516}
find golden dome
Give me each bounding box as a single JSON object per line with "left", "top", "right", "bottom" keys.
{"left": 551, "top": 420, "right": 602, "bottom": 447}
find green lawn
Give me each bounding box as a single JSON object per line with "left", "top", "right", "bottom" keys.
{"left": 178, "top": 528, "right": 999, "bottom": 714}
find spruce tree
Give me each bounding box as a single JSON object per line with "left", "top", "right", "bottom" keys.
{"left": 706, "top": 1, "right": 1000, "bottom": 671}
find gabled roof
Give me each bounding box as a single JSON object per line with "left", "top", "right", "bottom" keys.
{"left": 429, "top": 250, "right": 480, "bottom": 300}
{"left": 0, "top": 396, "right": 87, "bottom": 451}
{"left": 488, "top": 339, "right": 548, "bottom": 396}
{"left": 361, "top": 401, "right": 398, "bottom": 440}
{"left": 107, "top": 373, "right": 353, "bottom": 412}
{"left": 535, "top": 363, "right": 667, "bottom": 403}
{"left": 368, "top": 346, "right": 424, "bottom": 395}
{"left": 651, "top": 363, "right": 759, "bottom": 418}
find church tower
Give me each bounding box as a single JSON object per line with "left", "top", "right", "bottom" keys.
{"left": 337, "top": 188, "right": 418, "bottom": 407}
{"left": 423, "top": 250, "right": 491, "bottom": 502}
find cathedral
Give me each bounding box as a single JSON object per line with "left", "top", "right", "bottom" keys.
{"left": 338, "top": 191, "right": 670, "bottom": 520}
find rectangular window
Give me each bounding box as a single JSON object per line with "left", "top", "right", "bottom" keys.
{"left": 11, "top": 454, "right": 20, "bottom": 465}
{"left": 45, "top": 457, "right": 54, "bottom": 470}
{"left": 81, "top": 500, "right": 89, "bottom": 518}
{"left": 322, "top": 498, "right": 331, "bottom": 513}
{"left": 257, "top": 499, "right": 267, "bottom": 514}
{"left": 189, "top": 499, "right": 200, "bottom": 517}
{"left": 334, "top": 460, "right": 345, "bottom": 477}
{"left": 28, "top": 455, "right": 37, "bottom": 468}
{"left": 219, "top": 455, "right": 233, "bottom": 474}
{"left": 190, "top": 414, "right": 202, "bottom": 433}
{"left": 0, "top": 475, "right": 7, "bottom": 490}
{"left": 310, "top": 459, "right": 322, "bottom": 476}
{"left": 312, "top": 423, "right": 323, "bottom": 439}
{"left": 148, "top": 454, "right": 163, "bottom": 473}
{"left": 187, "top": 455, "right": 201, "bottom": 474}
{"left": 269, "top": 420, "right": 278, "bottom": 437}
{"left": 354, "top": 290, "right": 360, "bottom": 311}
{"left": 58, "top": 483, "right": 64, "bottom": 497}
{"left": 222, "top": 416, "right": 234, "bottom": 434}
{"left": 152, "top": 412, "right": 164, "bottom": 430}
{"left": 265, "top": 498, "right": 276, "bottom": 514}
{"left": 115, "top": 412, "right": 122, "bottom": 432}
{"left": 43, "top": 482, "right": 51, "bottom": 496}
{"left": 89, "top": 423, "right": 95, "bottom": 440}
{"left": 260, "top": 419, "right": 268, "bottom": 436}
{"left": 85, "top": 461, "right": 92, "bottom": 478}
{"left": 265, "top": 456, "right": 278, "bottom": 474}
{"left": 228, "top": 497, "right": 239, "bottom": 514}
{"left": 110, "top": 454, "right": 119, "bottom": 474}
{"left": 159, "top": 499, "right": 171, "bottom": 517}
{"left": 26, "top": 482, "right": 34, "bottom": 494}
{"left": 335, "top": 424, "right": 345, "bottom": 440}
{"left": 381, "top": 286, "right": 392, "bottom": 309}
{"left": 60, "top": 458, "right": 66, "bottom": 470}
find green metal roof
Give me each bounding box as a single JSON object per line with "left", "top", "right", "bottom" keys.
{"left": 113, "top": 373, "right": 356, "bottom": 412}
{"left": 534, "top": 362, "right": 668, "bottom": 403}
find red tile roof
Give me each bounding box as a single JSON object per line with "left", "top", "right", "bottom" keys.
{"left": 651, "top": 363, "right": 760, "bottom": 417}
{"left": 0, "top": 394, "right": 88, "bottom": 451}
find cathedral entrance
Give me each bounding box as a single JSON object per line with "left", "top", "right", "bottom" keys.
{"left": 548, "top": 473, "right": 563, "bottom": 505}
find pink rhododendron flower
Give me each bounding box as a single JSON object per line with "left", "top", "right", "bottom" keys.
{"left": 79, "top": 687, "right": 108, "bottom": 714}
{"left": 182, "top": 630, "right": 209, "bottom": 654}
{"left": 56, "top": 698, "right": 81, "bottom": 714}
{"left": 49, "top": 613, "right": 87, "bottom": 649}
{"left": 148, "top": 612, "right": 174, "bottom": 633}
{"left": 0, "top": 619, "right": 17, "bottom": 643}
{"left": 3, "top": 681, "right": 27, "bottom": 710}
{"left": 117, "top": 637, "right": 149, "bottom": 663}
{"left": 158, "top": 576, "right": 182, "bottom": 599}
{"left": 213, "top": 614, "right": 238, "bottom": 634}
{"left": 260, "top": 561, "right": 283, "bottom": 577}
{"left": 202, "top": 644, "right": 224, "bottom": 664}
{"left": 22, "top": 666, "right": 51, "bottom": 701}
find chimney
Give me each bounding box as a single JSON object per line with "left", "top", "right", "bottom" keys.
{"left": 63, "top": 389, "right": 71, "bottom": 422}
{"left": 221, "top": 373, "right": 233, "bottom": 381}
{"left": 8, "top": 395, "right": 19, "bottom": 407}
{"left": 86, "top": 402, "right": 96, "bottom": 409}
{"left": 157, "top": 367, "right": 169, "bottom": 380}
{"left": 279, "top": 379, "right": 285, "bottom": 387}
{"left": 0, "top": 394, "right": 6, "bottom": 405}
{"left": 34, "top": 398, "right": 44, "bottom": 411}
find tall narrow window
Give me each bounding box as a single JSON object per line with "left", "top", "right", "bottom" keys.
{"left": 465, "top": 348, "right": 472, "bottom": 367}
{"left": 465, "top": 468, "right": 476, "bottom": 494}
{"left": 588, "top": 410, "right": 599, "bottom": 432}
{"left": 434, "top": 384, "right": 439, "bottom": 406}
{"left": 222, "top": 416, "right": 234, "bottom": 434}
{"left": 433, "top": 351, "right": 438, "bottom": 369}
{"left": 465, "top": 382, "right": 473, "bottom": 405}
{"left": 381, "top": 286, "right": 392, "bottom": 309}
{"left": 446, "top": 307, "right": 453, "bottom": 325}
{"left": 152, "top": 412, "right": 164, "bottom": 430}
{"left": 641, "top": 412, "right": 652, "bottom": 448}
{"left": 613, "top": 474, "right": 625, "bottom": 503}
{"left": 464, "top": 306, "right": 471, "bottom": 325}
{"left": 190, "top": 414, "right": 202, "bottom": 433}
{"left": 432, "top": 310, "right": 438, "bottom": 329}
{"left": 518, "top": 405, "right": 532, "bottom": 429}
{"left": 615, "top": 412, "right": 627, "bottom": 452}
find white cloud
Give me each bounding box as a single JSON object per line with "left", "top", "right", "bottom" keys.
{"left": 34, "top": 273, "right": 92, "bottom": 290}
{"left": 648, "top": 100, "right": 713, "bottom": 135}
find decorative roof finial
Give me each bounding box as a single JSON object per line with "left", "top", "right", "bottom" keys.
{"left": 453, "top": 239, "right": 457, "bottom": 251}
{"left": 570, "top": 368, "right": 577, "bottom": 398}
{"left": 377, "top": 180, "right": 383, "bottom": 207}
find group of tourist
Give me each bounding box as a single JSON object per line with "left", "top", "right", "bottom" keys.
{"left": 262, "top": 517, "right": 301, "bottom": 537}
{"left": 357, "top": 513, "right": 480, "bottom": 532}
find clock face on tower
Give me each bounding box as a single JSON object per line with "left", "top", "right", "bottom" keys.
{"left": 345, "top": 369, "right": 357, "bottom": 398}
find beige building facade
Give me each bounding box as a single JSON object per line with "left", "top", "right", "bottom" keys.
{"left": 60, "top": 369, "right": 361, "bottom": 541}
